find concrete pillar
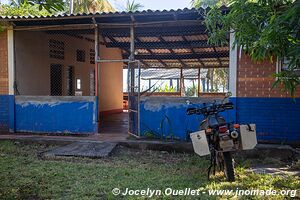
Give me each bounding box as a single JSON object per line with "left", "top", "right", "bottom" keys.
{"left": 229, "top": 32, "right": 237, "bottom": 97}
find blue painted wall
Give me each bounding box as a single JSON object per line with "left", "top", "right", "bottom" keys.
{"left": 140, "top": 97, "right": 300, "bottom": 143}
{"left": 0, "top": 95, "right": 14, "bottom": 132}
{"left": 15, "top": 96, "right": 98, "bottom": 133}
{"left": 0, "top": 95, "right": 10, "bottom": 132}
{"left": 140, "top": 97, "right": 235, "bottom": 141}
{"left": 236, "top": 97, "right": 300, "bottom": 143}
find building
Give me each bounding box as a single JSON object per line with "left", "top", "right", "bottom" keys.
{"left": 0, "top": 8, "right": 299, "bottom": 144}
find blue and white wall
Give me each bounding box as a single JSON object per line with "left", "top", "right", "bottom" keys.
{"left": 140, "top": 96, "right": 234, "bottom": 141}
{"left": 0, "top": 28, "right": 99, "bottom": 134}
{"left": 0, "top": 24, "right": 125, "bottom": 134}
{"left": 138, "top": 33, "right": 300, "bottom": 144}
{"left": 14, "top": 96, "right": 98, "bottom": 133}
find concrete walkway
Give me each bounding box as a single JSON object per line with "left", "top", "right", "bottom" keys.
{"left": 0, "top": 133, "right": 128, "bottom": 143}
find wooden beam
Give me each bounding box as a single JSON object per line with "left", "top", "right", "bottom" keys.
{"left": 158, "top": 36, "right": 187, "bottom": 68}
{"left": 146, "top": 48, "right": 169, "bottom": 68}
{"left": 105, "top": 40, "right": 211, "bottom": 49}
{"left": 123, "top": 51, "right": 229, "bottom": 60}
{"left": 182, "top": 35, "right": 206, "bottom": 68}
{"left": 213, "top": 46, "right": 223, "bottom": 67}
{"left": 100, "top": 25, "right": 207, "bottom": 37}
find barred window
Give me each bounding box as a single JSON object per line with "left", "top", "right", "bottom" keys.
{"left": 90, "top": 49, "right": 95, "bottom": 64}
{"left": 277, "top": 57, "right": 300, "bottom": 76}
{"left": 76, "top": 50, "right": 85, "bottom": 62}
{"left": 49, "top": 39, "right": 64, "bottom": 60}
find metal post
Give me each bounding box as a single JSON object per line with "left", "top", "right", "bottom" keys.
{"left": 130, "top": 25, "right": 135, "bottom": 93}
{"left": 137, "top": 61, "right": 141, "bottom": 137}
{"left": 198, "top": 68, "right": 200, "bottom": 97}
{"left": 70, "top": 0, "right": 74, "bottom": 14}
{"left": 94, "top": 25, "right": 99, "bottom": 97}
{"left": 180, "top": 67, "right": 184, "bottom": 96}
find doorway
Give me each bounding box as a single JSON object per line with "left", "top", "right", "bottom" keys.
{"left": 50, "top": 64, "right": 62, "bottom": 96}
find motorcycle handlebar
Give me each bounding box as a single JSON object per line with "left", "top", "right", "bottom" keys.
{"left": 186, "top": 102, "right": 234, "bottom": 115}
{"left": 186, "top": 108, "right": 200, "bottom": 115}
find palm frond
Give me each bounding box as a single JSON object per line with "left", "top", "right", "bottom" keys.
{"left": 125, "top": 0, "right": 143, "bottom": 12}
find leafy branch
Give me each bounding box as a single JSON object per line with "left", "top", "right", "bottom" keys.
{"left": 204, "top": 0, "right": 300, "bottom": 97}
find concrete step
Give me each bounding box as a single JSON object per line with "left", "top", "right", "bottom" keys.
{"left": 43, "top": 141, "right": 117, "bottom": 158}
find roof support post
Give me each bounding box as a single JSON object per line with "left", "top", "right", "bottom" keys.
{"left": 93, "top": 20, "right": 100, "bottom": 125}
{"left": 197, "top": 68, "right": 200, "bottom": 96}
{"left": 94, "top": 24, "right": 99, "bottom": 97}
{"left": 8, "top": 25, "right": 16, "bottom": 133}
{"left": 8, "top": 26, "right": 14, "bottom": 96}
{"left": 130, "top": 24, "right": 135, "bottom": 61}
{"left": 180, "top": 67, "right": 184, "bottom": 97}
{"left": 129, "top": 24, "right": 135, "bottom": 93}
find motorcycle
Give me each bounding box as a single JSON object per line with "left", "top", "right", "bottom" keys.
{"left": 186, "top": 93, "right": 242, "bottom": 182}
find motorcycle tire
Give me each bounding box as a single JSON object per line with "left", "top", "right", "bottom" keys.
{"left": 223, "top": 152, "right": 235, "bottom": 182}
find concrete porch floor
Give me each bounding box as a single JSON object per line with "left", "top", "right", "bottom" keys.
{"left": 99, "top": 112, "right": 128, "bottom": 135}
{"left": 0, "top": 112, "right": 129, "bottom": 143}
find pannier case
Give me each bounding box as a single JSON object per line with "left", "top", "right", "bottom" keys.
{"left": 190, "top": 131, "right": 210, "bottom": 156}
{"left": 240, "top": 124, "right": 257, "bottom": 150}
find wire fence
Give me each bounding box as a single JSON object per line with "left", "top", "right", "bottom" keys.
{"left": 14, "top": 24, "right": 229, "bottom": 97}
{"left": 12, "top": 23, "right": 230, "bottom": 138}
{"left": 14, "top": 28, "right": 96, "bottom": 96}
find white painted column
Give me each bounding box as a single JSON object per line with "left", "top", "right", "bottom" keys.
{"left": 7, "top": 26, "right": 14, "bottom": 95}
{"left": 229, "top": 32, "right": 237, "bottom": 97}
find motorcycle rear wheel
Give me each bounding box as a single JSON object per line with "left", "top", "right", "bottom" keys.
{"left": 222, "top": 152, "right": 235, "bottom": 182}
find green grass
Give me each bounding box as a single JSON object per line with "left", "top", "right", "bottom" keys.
{"left": 0, "top": 141, "right": 299, "bottom": 200}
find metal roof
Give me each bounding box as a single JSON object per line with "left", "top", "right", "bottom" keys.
{"left": 0, "top": 8, "right": 209, "bottom": 26}
{"left": 0, "top": 7, "right": 230, "bottom": 20}
{"left": 141, "top": 68, "right": 209, "bottom": 80}
{"left": 2, "top": 7, "right": 230, "bottom": 69}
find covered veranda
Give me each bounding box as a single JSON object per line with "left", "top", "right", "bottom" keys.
{"left": 2, "top": 7, "right": 233, "bottom": 140}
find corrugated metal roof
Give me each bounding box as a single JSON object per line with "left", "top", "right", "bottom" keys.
{"left": 0, "top": 7, "right": 203, "bottom": 20}
{"left": 1, "top": 6, "right": 230, "bottom": 69}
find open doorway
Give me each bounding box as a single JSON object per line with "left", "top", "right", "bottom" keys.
{"left": 97, "top": 58, "right": 128, "bottom": 135}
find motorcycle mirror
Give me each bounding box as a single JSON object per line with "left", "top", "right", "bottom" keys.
{"left": 225, "top": 92, "right": 232, "bottom": 98}
{"left": 186, "top": 100, "right": 191, "bottom": 105}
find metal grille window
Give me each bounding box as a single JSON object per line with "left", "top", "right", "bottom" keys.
{"left": 76, "top": 50, "right": 86, "bottom": 62}
{"left": 49, "top": 39, "right": 64, "bottom": 60}
{"left": 90, "top": 49, "right": 95, "bottom": 64}
{"left": 277, "top": 57, "right": 300, "bottom": 76}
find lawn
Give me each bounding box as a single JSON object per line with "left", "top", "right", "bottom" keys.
{"left": 0, "top": 141, "right": 299, "bottom": 200}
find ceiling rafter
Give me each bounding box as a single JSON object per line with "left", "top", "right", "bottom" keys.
{"left": 213, "top": 46, "right": 223, "bottom": 67}
{"left": 158, "top": 36, "right": 187, "bottom": 68}
{"left": 182, "top": 35, "right": 206, "bottom": 68}
{"left": 105, "top": 40, "right": 210, "bottom": 49}
{"left": 123, "top": 52, "right": 229, "bottom": 60}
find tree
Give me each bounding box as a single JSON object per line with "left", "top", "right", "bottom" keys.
{"left": 204, "top": 0, "right": 300, "bottom": 97}
{"left": 72, "top": 0, "right": 114, "bottom": 13}
{"left": 191, "top": 0, "right": 229, "bottom": 8}
{"left": 125, "top": 0, "right": 143, "bottom": 12}
{"left": 8, "top": 0, "right": 64, "bottom": 13}
{"left": 0, "top": 0, "right": 51, "bottom": 17}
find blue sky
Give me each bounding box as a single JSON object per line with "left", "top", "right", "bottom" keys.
{"left": 111, "top": 0, "right": 192, "bottom": 11}
{"left": 0, "top": 0, "right": 192, "bottom": 11}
